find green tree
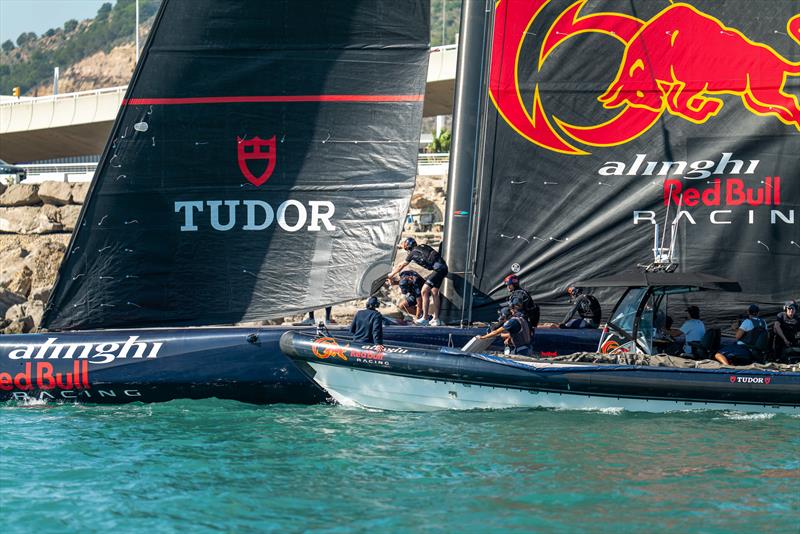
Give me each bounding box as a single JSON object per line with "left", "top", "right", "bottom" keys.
{"left": 96, "top": 2, "right": 112, "bottom": 21}
{"left": 427, "top": 129, "right": 451, "bottom": 153}
{"left": 64, "top": 19, "right": 79, "bottom": 32}
{"left": 45, "top": 28, "right": 57, "bottom": 38}
{"left": 16, "top": 32, "right": 30, "bottom": 47}
{"left": 1, "top": 40, "right": 14, "bottom": 53}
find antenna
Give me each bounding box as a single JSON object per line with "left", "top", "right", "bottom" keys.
{"left": 640, "top": 183, "right": 681, "bottom": 272}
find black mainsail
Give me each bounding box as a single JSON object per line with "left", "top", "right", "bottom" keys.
{"left": 43, "top": 0, "right": 431, "bottom": 330}
{"left": 444, "top": 0, "right": 799, "bottom": 325}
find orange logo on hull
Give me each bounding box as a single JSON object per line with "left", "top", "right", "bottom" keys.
{"left": 311, "top": 337, "right": 348, "bottom": 361}
{"left": 490, "top": 0, "right": 800, "bottom": 154}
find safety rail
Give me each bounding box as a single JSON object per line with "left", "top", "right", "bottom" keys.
{"left": 19, "top": 162, "right": 96, "bottom": 183}
{"left": 0, "top": 86, "right": 127, "bottom": 133}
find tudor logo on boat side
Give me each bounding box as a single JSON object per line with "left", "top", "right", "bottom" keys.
{"left": 729, "top": 375, "right": 772, "bottom": 384}
{"left": 237, "top": 136, "right": 276, "bottom": 187}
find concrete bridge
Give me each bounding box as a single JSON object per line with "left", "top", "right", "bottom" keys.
{"left": 0, "top": 46, "right": 457, "bottom": 164}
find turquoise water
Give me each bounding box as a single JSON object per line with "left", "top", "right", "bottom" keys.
{"left": 1, "top": 401, "right": 798, "bottom": 533}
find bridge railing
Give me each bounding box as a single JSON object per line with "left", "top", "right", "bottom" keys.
{"left": 0, "top": 86, "right": 127, "bottom": 133}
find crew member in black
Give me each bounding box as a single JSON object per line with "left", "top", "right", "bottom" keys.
{"left": 715, "top": 304, "right": 768, "bottom": 365}
{"left": 774, "top": 301, "right": 799, "bottom": 361}
{"left": 301, "top": 306, "right": 335, "bottom": 326}
{"left": 350, "top": 296, "right": 384, "bottom": 349}
{"left": 503, "top": 274, "right": 539, "bottom": 330}
{"left": 387, "top": 237, "right": 449, "bottom": 326}
{"left": 480, "top": 298, "right": 532, "bottom": 356}
{"left": 560, "top": 286, "right": 602, "bottom": 329}
{"left": 397, "top": 270, "right": 425, "bottom": 320}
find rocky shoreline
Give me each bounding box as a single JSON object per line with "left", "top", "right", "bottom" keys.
{"left": 0, "top": 174, "right": 445, "bottom": 333}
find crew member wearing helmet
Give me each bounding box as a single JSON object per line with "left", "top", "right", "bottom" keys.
{"left": 502, "top": 274, "right": 539, "bottom": 330}
{"left": 386, "top": 237, "right": 449, "bottom": 326}
{"left": 479, "top": 298, "right": 532, "bottom": 355}
{"left": 350, "top": 296, "right": 384, "bottom": 350}
{"left": 773, "top": 300, "right": 799, "bottom": 362}
{"left": 560, "top": 286, "right": 602, "bottom": 329}
{"left": 397, "top": 270, "right": 425, "bottom": 320}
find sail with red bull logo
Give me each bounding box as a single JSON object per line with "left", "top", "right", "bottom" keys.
{"left": 444, "top": 0, "right": 799, "bottom": 325}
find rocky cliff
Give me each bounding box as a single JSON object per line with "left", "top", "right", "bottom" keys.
{"left": 0, "top": 174, "right": 446, "bottom": 332}
{"left": 0, "top": 182, "right": 87, "bottom": 333}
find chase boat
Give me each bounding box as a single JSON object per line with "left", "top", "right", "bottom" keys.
{"left": 280, "top": 272, "right": 800, "bottom": 414}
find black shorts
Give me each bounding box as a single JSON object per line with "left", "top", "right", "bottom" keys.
{"left": 425, "top": 268, "right": 448, "bottom": 289}
{"left": 719, "top": 344, "right": 754, "bottom": 364}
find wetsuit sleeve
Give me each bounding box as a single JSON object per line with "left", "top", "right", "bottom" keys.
{"left": 350, "top": 313, "right": 357, "bottom": 334}
{"left": 372, "top": 313, "right": 384, "bottom": 344}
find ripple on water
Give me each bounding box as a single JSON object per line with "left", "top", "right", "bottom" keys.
{"left": 1, "top": 401, "right": 798, "bottom": 533}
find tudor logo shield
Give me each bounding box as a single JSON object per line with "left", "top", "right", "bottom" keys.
{"left": 237, "top": 136, "right": 276, "bottom": 186}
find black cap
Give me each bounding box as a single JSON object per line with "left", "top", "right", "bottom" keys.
{"left": 785, "top": 300, "right": 797, "bottom": 310}
{"left": 687, "top": 305, "right": 700, "bottom": 318}
{"left": 510, "top": 296, "right": 524, "bottom": 309}
{"left": 498, "top": 306, "right": 511, "bottom": 319}
{"left": 366, "top": 296, "right": 379, "bottom": 309}
{"left": 748, "top": 304, "right": 759, "bottom": 315}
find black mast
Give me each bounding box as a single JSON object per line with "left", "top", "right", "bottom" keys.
{"left": 440, "top": 0, "right": 492, "bottom": 325}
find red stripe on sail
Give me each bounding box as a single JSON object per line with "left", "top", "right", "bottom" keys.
{"left": 123, "top": 94, "right": 424, "bottom": 105}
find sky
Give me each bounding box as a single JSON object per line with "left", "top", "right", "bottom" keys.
{"left": 0, "top": 0, "right": 110, "bottom": 44}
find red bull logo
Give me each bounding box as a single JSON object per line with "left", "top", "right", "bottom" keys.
{"left": 237, "top": 135, "right": 277, "bottom": 186}
{"left": 311, "top": 337, "right": 348, "bottom": 361}
{"left": 490, "top": 0, "right": 800, "bottom": 154}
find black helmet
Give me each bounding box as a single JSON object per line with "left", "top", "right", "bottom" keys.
{"left": 366, "top": 296, "right": 379, "bottom": 309}
{"left": 402, "top": 237, "right": 417, "bottom": 250}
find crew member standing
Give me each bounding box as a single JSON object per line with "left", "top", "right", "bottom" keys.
{"left": 387, "top": 237, "right": 448, "bottom": 326}
{"left": 560, "top": 286, "right": 602, "bottom": 329}
{"left": 350, "top": 297, "right": 384, "bottom": 350}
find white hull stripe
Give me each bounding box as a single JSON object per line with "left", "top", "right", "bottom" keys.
{"left": 307, "top": 363, "right": 799, "bottom": 414}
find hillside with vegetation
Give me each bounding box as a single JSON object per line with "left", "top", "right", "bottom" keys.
{"left": 1, "top": 0, "right": 461, "bottom": 96}
{"left": 0, "top": 0, "right": 160, "bottom": 95}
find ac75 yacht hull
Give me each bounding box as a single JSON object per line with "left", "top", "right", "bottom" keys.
{"left": 0, "top": 326, "right": 602, "bottom": 404}
{"left": 279, "top": 332, "right": 800, "bottom": 414}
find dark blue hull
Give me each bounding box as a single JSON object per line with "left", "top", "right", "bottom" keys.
{"left": 0, "top": 326, "right": 601, "bottom": 404}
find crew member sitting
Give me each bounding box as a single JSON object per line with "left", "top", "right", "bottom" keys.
{"left": 397, "top": 270, "right": 425, "bottom": 320}
{"left": 387, "top": 237, "right": 449, "bottom": 326}
{"left": 502, "top": 274, "right": 540, "bottom": 331}
{"left": 559, "top": 286, "right": 601, "bottom": 329}
{"left": 714, "top": 304, "right": 768, "bottom": 365}
{"left": 774, "top": 301, "right": 799, "bottom": 362}
{"left": 350, "top": 296, "right": 384, "bottom": 350}
{"left": 479, "top": 298, "right": 532, "bottom": 356}
{"left": 669, "top": 305, "right": 706, "bottom": 356}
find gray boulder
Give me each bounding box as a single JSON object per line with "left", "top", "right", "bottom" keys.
{"left": 0, "top": 288, "right": 26, "bottom": 318}
{"left": 0, "top": 184, "right": 40, "bottom": 207}
{"left": 71, "top": 182, "right": 90, "bottom": 204}
{"left": 0, "top": 207, "right": 64, "bottom": 234}
{"left": 38, "top": 181, "right": 73, "bottom": 206}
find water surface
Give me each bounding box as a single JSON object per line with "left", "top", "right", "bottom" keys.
{"left": 2, "top": 401, "right": 798, "bottom": 532}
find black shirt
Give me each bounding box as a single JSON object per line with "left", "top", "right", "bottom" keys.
{"left": 350, "top": 309, "right": 383, "bottom": 344}
{"left": 563, "top": 294, "right": 602, "bottom": 325}
{"left": 406, "top": 244, "right": 446, "bottom": 271}
{"left": 507, "top": 288, "right": 539, "bottom": 327}
{"left": 399, "top": 270, "right": 424, "bottom": 296}
{"left": 776, "top": 312, "right": 798, "bottom": 342}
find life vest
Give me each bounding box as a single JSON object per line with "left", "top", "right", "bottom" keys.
{"left": 741, "top": 317, "right": 768, "bottom": 351}
{"left": 508, "top": 289, "right": 540, "bottom": 328}
{"left": 507, "top": 314, "right": 531, "bottom": 349}
{"left": 409, "top": 244, "right": 443, "bottom": 270}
